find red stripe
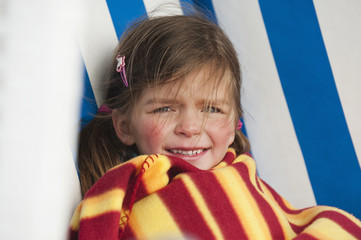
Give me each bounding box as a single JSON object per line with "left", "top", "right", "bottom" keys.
{"left": 122, "top": 223, "right": 137, "bottom": 239}
{"left": 262, "top": 178, "right": 361, "bottom": 237}
{"left": 222, "top": 150, "right": 236, "bottom": 165}
{"left": 79, "top": 212, "right": 120, "bottom": 240}
{"left": 235, "top": 162, "right": 286, "bottom": 239}
{"left": 157, "top": 178, "right": 216, "bottom": 239}
{"left": 260, "top": 179, "right": 306, "bottom": 214}
{"left": 294, "top": 210, "right": 361, "bottom": 238}
{"left": 68, "top": 228, "right": 79, "bottom": 240}
{"left": 191, "top": 171, "right": 249, "bottom": 239}
{"left": 85, "top": 163, "right": 137, "bottom": 198}
{"left": 289, "top": 209, "right": 361, "bottom": 238}
{"left": 289, "top": 222, "right": 307, "bottom": 234}
{"left": 260, "top": 179, "right": 316, "bottom": 235}
{"left": 318, "top": 211, "right": 361, "bottom": 238}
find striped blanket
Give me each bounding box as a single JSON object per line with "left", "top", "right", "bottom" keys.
{"left": 69, "top": 149, "right": 361, "bottom": 239}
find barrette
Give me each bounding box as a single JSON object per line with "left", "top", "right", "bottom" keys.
{"left": 237, "top": 119, "right": 243, "bottom": 130}
{"left": 98, "top": 104, "right": 112, "bottom": 114}
{"left": 116, "top": 54, "right": 128, "bottom": 87}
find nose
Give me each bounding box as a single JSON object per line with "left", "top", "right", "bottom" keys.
{"left": 174, "top": 111, "right": 202, "bottom": 138}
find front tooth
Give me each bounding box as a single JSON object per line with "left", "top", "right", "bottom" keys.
{"left": 170, "top": 149, "right": 203, "bottom": 155}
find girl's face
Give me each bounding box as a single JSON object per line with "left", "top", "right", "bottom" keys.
{"left": 114, "top": 67, "right": 237, "bottom": 170}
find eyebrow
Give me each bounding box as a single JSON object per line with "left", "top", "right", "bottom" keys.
{"left": 144, "top": 98, "right": 180, "bottom": 105}
{"left": 206, "top": 99, "right": 230, "bottom": 105}
{"left": 144, "top": 98, "right": 230, "bottom": 105}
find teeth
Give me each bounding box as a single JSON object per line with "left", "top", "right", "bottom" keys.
{"left": 169, "top": 149, "right": 204, "bottom": 156}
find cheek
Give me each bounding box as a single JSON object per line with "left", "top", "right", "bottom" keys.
{"left": 140, "top": 118, "right": 168, "bottom": 138}
{"left": 140, "top": 118, "right": 157, "bottom": 137}
{"left": 135, "top": 117, "right": 170, "bottom": 152}
{"left": 212, "top": 121, "right": 235, "bottom": 146}
{"left": 227, "top": 130, "right": 236, "bottom": 146}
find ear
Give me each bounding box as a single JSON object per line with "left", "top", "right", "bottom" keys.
{"left": 112, "top": 111, "right": 135, "bottom": 146}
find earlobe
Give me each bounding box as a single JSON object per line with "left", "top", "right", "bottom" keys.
{"left": 112, "top": 112, "right": 135, "bottom": 146}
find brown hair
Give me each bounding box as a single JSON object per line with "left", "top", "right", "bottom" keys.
{"left": 78, "top": 14, "right": 250, "bottom": 196}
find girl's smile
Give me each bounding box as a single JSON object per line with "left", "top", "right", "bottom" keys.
{"left": 166, "top": 147, "right": 209, "bottom": 162}
{"left": 113, "top": 67, "right": 237, "bottom": 170}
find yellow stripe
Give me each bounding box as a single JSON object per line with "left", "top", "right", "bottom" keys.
{"left": 300, "top": 217, "right": 358, "bottom": 240}
{"left": 260, "top": 180, "right": 346, "bottom": 225}
{"left": 238, "top": 158, "right": 298, "bottom": 238}
{"left": 258, "top": 179, "right": 313, "bottom": 225}
{"left": 258, "top": 180, "right": 297, "bottom": 211}
{"left": 81, "top": 189, "right": 125, "bottom": 219}
{"left": 212, "top": 149, "right": 236, "bottom": 170}
{"left": 142, "top": 155, "right": 171, "bottom": 194}
{"left": 255, "top": 180, "right": 300, "bottom": 238}
{"left": 212, "top": 161, "right": 227, "bottom": 169}
{"left": 69, "top": 203, "right": 83, "bottom": 230}
{"left": 107, "top": 155, "right": 150, "bottom": 176}
{"left": 214, "top": 167, "right": 272, "bottom": 239}
{"left": 181, "top": 175, "right": 225, "bottom": 240}
{"left": 232, "top": 153, "right": 252, "bottom": 164}
{"left": 227, "top": 148, "right": 236, "bottom": 156}
{"left": 255, "top": 179, "right": 361, "bottom": 231}
{"left": 128, "top": 194, "right": 184, "bottom": 239}
{"left": 286, "top": 205, "right": 361, "bottom": 228}
{"left": 258, "top": 176, "right": 361, "bottom": 237}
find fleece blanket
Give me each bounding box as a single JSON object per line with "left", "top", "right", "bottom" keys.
{"left": 69, "top": 149, "right": 361, "bottom": 240}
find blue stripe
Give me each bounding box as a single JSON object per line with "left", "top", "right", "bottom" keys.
{"left": 180, "top": 0, "right": 218, "bottom": 24}
{"left": 106, "top": 0, "right": 147, "bottom": 39}
{"left": 80, "top": 1, "right": 147, "bottom": 127}
{"left": 259, "top": 0, "right": 361, "bottom": 218}
{"left": 80, "top": 66, "right": 97, "bottom": 128}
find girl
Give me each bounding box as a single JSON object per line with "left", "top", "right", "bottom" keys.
{"left": 77, "top": 14, "right": 249, "bottom": 196}
{"left": 70, "top": 14, "right": 361, "bottom": 240}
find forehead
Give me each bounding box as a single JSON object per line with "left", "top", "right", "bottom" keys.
{"left": 142, "top": 66, "right": 233, "bottom": 102}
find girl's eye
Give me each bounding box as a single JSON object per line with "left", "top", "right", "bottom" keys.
{"left": 153, "top": 106, "right": 172, "bottom": 113}
{"left": 202, "top": 106, "right": 222, "bottom": 113}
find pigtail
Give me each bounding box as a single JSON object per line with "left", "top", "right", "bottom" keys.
{"left": 232, "top": 131, "right": 251, "bottom": 156}
{"left": 77, "top": 113, "right": 129, "bottom": 197}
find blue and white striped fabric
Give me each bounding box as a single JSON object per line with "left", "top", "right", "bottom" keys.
{"left": 79, "top": 0, "right": 361, "bottom": 220}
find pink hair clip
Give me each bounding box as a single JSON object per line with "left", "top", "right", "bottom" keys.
{"left": 98, "top": 104, "right": 112, "bottom": 114}
{"left": 116, "top": 54, "right": 128, "bottom": 87}
{"left": 237, "top": 119, "right": 243, "bottom": 130}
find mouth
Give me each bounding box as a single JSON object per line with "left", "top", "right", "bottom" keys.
{"left": 167, "top": 149, "right": 204, "bottom": 156}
